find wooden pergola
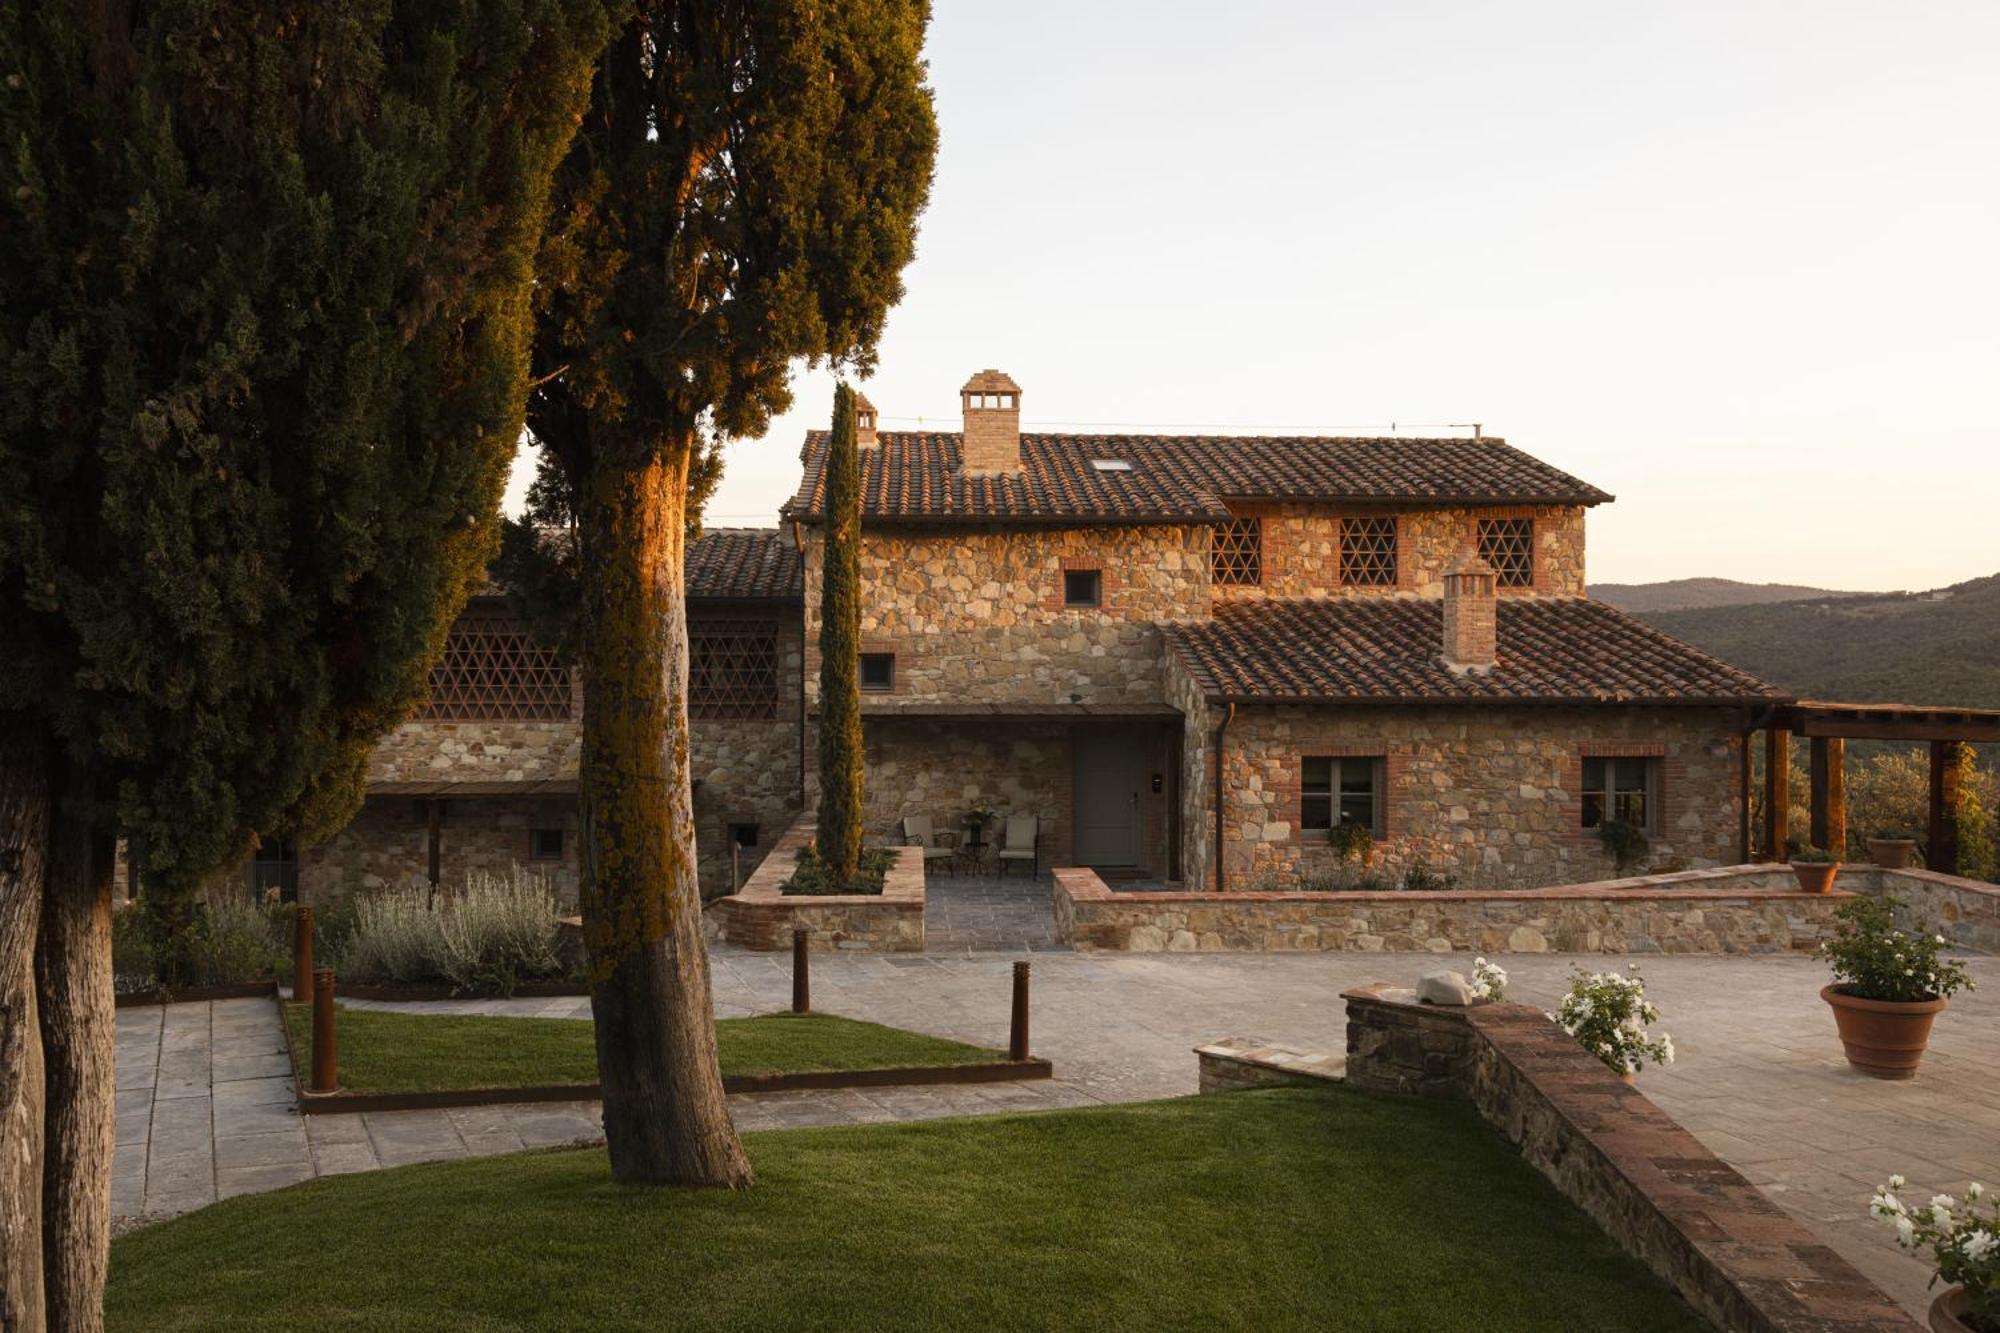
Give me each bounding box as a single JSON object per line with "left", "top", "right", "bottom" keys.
{"left": 1743, "top": 702, "right": 2000, "bottom": 874}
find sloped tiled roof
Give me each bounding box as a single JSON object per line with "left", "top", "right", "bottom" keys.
{"left": 686, "top": 527, "right": 799, "bottom": 600}
{"left": 1161, "top": 598, "right": 1785, "bottom": 705}
{"left": 785, "top": 432, "right": 1612, "bottom": 525}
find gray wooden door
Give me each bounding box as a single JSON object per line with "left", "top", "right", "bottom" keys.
{"left": 1073, "top": 733, "right": 1145, "bottom": 866}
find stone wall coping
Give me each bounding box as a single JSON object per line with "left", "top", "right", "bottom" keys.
{"left": 1192, "top": 1036, "right": 1346, "bottom": 1084}
{"left": 1056, "top": 862, "right": 1852, "bottom": 906}
{"left": 733, "top": 819, "right": 925, "bottom": 907}
{"left": 1875, "top": 865, "right": 2000, "bottom": 902}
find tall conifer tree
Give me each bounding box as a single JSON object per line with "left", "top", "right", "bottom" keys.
{"left": 816, "top": 385, "right": 865, "bottom": 883}
{"left": 0, "top": 3, "right": 608, "bottom": 1322}
{"left": 529, "top": 0, "right": 935, "bottom": 1185}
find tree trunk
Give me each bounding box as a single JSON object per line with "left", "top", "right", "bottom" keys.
{"left": 577, "top": 443, "right": 752, "bottom": 1188}
{"left": 0, "top": 719, "right": 51, "bottom": 1333}
{"left": 37, "top": 763, "right": 114, "bottom": 1332}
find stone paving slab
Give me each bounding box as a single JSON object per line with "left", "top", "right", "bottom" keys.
{"left": 111, "top": 951, "right": 1998, "bottom": 1322}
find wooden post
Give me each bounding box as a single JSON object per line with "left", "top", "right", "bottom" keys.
{"left": 1736, "top": 729, "right": 1753, "bottom": 864}
{"left": 1763, "top": 728, "right": 1791, "bottom": 860}
{"left": 791, "top": 928, "right": 810, "bottom": 1014}
{"left": 426, "top": 798, "right": 442, "bottom": 905}
{"left": 1009, "top": 960, "right": 1031, "bottom": 1062}
{"left": 310, "top": 968, "right": 337, "bottom": 1094}
{"left": 292, "top": 904, "right": 314, "bottom": 1003}
{"left": 1809, "top": 737, "right": 1846, "bottom": 856}
{"left": 1929, "top": 741, "right": 1964, "bottom": 876}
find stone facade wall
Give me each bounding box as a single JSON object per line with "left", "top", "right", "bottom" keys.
{"left": 1207, "top": 702, "right": 1746, "bottom": 890}
{"left": 802, "top": 524, "right": 1209, "bottom": 707}
{"left": 1871, "top": 867, "right": 2000, "bottom": 953}
{"left": 1053, "top": 863, "right": 1846, "bottom": 954}
{"left": 710, "top": 820, "right": 924, "bottom": 952}
{"left": 692, "top": 613, "right": 805, "bottom": 898}
{"left": 1167, "top": 661, "right": 1216, "bottom": 890}
{"left": 301, "top": 796, "right": 579, "bottom": 906}
{"left": 1209, "top": 503, "right": 1587, "bottom": 604}
{"left": 1341, "top": 985, "right": 1917, "bottom": 1333}
{"left": 366, "top": 719, "right": 580, "bottom": 785}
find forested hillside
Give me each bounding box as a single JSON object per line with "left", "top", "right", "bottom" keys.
{"left": 1591, "top": 577, "right": 1866, "bottom": 613}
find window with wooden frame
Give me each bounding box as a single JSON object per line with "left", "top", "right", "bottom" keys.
{"left": 1581, "top": 756, "right": 1657, "bottom": 834}
{"left": 1063, "top": 568, "right": 1102, "bottom": 607}
{"left": 1212, "top": 517, "right": 1262, "bottom": 585}
{"left": 1338, "top": 516, "right": 1399, "bottom": 587}
{"left": 689, "top": 617, "right": 780, "bottom": 720}
{"left": 420, "top": 610, "right": 572, "bottom": 721}
{"left": 1477, "top": 517, "right": 1535, "bottom": 588}
{"left": 859, "top": 652, "right": 895, "bottom": 692}
{"left": 529, "top": 828, "right": 565, "bottom": 861}
{"left": 1301, "top": 756, "right": 1385, "bottom": 838}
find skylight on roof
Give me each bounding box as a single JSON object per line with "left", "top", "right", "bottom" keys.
{"left": 1089, "top": 458, "right": 1134, "bottom": 472}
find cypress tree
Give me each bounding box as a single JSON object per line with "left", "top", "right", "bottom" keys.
{"left": 0, "top": 3, "right": 608, "bottom": 1322}
{"left": 529, "top": 0, "right": 936, "bottom": 1186}
{"left": 816, "top": 385, "right": 866, "bottom": 884}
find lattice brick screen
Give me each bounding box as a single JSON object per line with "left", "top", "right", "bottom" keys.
{"left": 690, "top": 618, "right": 780, "bottom": 720}
{"left": 1211, "top": 517, "right": 1262, "bottom": 586}
{"left": 1478, "top": 518, "right": 1535, "bottom": 588}
{"left": 1339, "top": 516, "right": 1398, "bottom": 587}
{"left": 420, "top": 613, "right": 573, "bottom": 721}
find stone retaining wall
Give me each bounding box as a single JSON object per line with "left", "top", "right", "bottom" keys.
{"left": 710, "top": 820, "right": 924, "bottom": 952}
{"left": 1053, "top": 863, "right": 1849, "bottom": 954}
{"left": 1871, "top": 867, "right": 2000, "bottom": 953}
{"left": 1342, "top": 983, "right": 1918, "bottom": 1332}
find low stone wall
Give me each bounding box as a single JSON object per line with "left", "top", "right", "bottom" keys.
{"left": 1053, "top": 863, "right": 1849, "bottom": 954}
{"left": 1870, "top": 867, "right": 2000, "bottom": 953}
{"left": 1342, "top": 983, "right": 1918, "bottom": 1332}
{"left": 1193, "top": 1037, "right": 1346, "bottom": 1094}
{"left": 710, "top": 820, "right": 924, "bottom": 952}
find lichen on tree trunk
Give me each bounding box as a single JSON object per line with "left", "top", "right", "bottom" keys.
{"left": 577, "top": 443, "right": 752, "bottom": 1188}
{"left": 0, "top": 720, "right": 51, "bottom": 1332}
{"left": 37, "top": 766, "right": 114, "bottom": 1333}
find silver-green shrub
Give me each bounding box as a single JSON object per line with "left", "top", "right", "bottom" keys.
{"left": 343, "top": 868, "right": 564, "bottom": 995}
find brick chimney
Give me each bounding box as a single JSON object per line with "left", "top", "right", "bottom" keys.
{"left": 854, "top": 392, "right": 879, "bottom": 448}
{"left": 1440, "top": 552, "right": 1498, "bottom": 674}
{"left": 959, "top": 369, "right": 1022, "bottom": 474}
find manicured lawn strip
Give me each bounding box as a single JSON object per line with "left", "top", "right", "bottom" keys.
{"left": 107, "top": 1088, "right": 1705, "bottom": 1333}
{"left": 281, "top": 1005, "right": 1004, "bottom": 1095}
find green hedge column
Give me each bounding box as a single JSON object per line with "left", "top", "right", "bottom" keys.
{"left": 817, "top": 385, "right": 866, "bottom": 886}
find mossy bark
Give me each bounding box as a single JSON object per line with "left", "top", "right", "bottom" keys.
{"left": 815, "top": 385, "right": 865, "bottom": 886}
{"left": 576, "top": 443, "right": 750, "bottom": 1188}
{"left": 0, "top": 720, "right": 51, "bottom": 1332}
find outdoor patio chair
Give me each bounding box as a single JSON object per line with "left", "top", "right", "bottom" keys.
{"left": 996, "top": 814, "right": 1040, "bottom": 878}
{"left": 901, "top": 815, "right": 958, "bottom": 876}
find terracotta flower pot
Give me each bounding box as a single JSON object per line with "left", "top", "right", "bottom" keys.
{"left": 1821, "top": 985, "right": 1947, "bottom": 1079}
{"left": 1869, "top": 838, "right": 1918, "bottom": 870}
{"left": 1790, "top": 861, "right": 1841, "bottom": 894}
{"left": 1928, "top": 1284, "right": 1984, "bottom": 1333}
{"left": 1618, "top": 1071, "right": 1637, "bottom": 1087}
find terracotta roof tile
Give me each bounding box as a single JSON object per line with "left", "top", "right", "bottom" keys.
{"left": 1161, "top": 597, "right": 1784, "bottom": 705}
{"left": 686, "top": 527, "right": 799, "bottom": 600}
{"left": 787, "top": 432, "right": 1612, "bottom": 525}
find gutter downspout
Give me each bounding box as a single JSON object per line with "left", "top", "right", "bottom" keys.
{"left": 792, "top": 520, "right": 807, "bottom": 811}
{"left": 1213, "top": 701, "right": 1235, "bottom": 893}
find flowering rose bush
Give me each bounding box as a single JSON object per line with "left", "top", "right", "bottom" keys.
{"left": 1548, "top": 965, "right": 1674, "bottom": 1076}
{"left": 1470, "top": 957, "right": 1507, "bottom": 1002}
{"left": 1871, "top": 1174, "right": 1998, "bottom": 1328}
{"left": 1822, "top": 894, "right": 1975, "bottom": 1004}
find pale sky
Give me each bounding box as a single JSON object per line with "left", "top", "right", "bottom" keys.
{"left": 505, "top": 1, "right": 2000, "bottom": 591}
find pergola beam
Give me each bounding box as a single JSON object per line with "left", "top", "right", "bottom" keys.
{"left": 1798, "top": 717, "right": 2000, "bottom": 743}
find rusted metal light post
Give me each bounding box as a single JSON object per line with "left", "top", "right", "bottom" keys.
{"left": 1009, "top": 960, "right": 1031, "bottom": 1062}
{"left": 310, "top": 968, "right": 338, "bottom": 1094}
{"left": 292, "top": 904, "right": 314, "bottom": 1003}
{"left": 791, "top": 928, "right": 811, "bottom": 1014}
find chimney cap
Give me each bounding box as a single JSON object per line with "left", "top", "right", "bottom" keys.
{"left": 854, "top": 391, "right": 877, "bottom": 413}
{"left": 961, "top": 368, "right": 1021, "bottom": 395}
{"left": 1446, "top": 551, "right": 1497, "bottom": 579}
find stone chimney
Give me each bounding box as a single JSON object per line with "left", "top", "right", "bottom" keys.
{"left": 959, "top": 369, "right": 1022, "bottom": 474}
{"left": 1440, "top": 552, "right": 1498, "bottom": 674}
{"left": 853, "top": 392, "right": 879, "bottom": 448}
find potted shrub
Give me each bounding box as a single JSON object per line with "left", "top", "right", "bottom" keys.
{"left": 1820, "top": 895, "right": 1974, "bottom": 1079}
{"left": 1868, "top": 829, "right": 1920, "bottom": 870}
{"left": 1547, "top": 965, "right": 1675, "bottom": 1083}
{"left": 1788, "top": 844, "right": 1842, "bottom": 894}
{"left": 1869, "top": 1174, "right": 1997, "bottom": 1332}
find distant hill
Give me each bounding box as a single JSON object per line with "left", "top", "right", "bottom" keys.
{"left": 1590, "top": 577, "right": 1868, "bottom": 614}
{"left": 1631, "top": 575, "right": 2000, "bottom": 710}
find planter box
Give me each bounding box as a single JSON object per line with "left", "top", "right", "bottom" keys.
{"left": 711, "top": 820, "right": 925, "bottom": 952}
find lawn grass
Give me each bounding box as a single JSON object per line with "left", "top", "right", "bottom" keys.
{"left": 281, "top": 1004, "right": 1004, "bottom": 1095}
{"left": 107, "top": 1087, "right": 1706, "bottom": 1332}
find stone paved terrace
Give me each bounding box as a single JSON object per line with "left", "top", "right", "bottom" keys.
{"left": 920, "top": 872, "right": 1068, "bottom": 952}
{"left": 113, "top": 950, "right": 1999, "bottom": 1322}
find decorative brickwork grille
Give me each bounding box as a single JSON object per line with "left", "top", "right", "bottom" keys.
{"left": 1478, "top": 518, "right": 1535, "bottom": 588}
{"left": 690, "top": 617, "right": 780, "bottom": 719}
{"left": 1212, "top": 518, "right": 1262, "bottom": 586}
{"left": 419, "top": 614, "right": 572, "bottom": 721}
{"left": 1339, "top": 517, "right": 1398, "bottom": 587}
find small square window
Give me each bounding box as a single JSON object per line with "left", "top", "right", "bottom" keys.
{"left": 1339, "top": 517, "right": 1399, "bottom": 587}
{"left": 859, "top": 652, "right": 895, "bottom": 691}
{"left": 1063, "top": 569, "right": 1102, "bottom": 607}
{"left": 1301, "top": 756, "right": 1384, "bottom": 838}
{"left": 1478, "top": 518, "right": 1535, "bottom": 588}
{"left": 529, "top": 828, "right": 565, "bottom": 861}
{"left": 728, "top": 822, "right": 760, "bottom": 849}
{"left": 1212, "top": 517, "right": 1262, "bottom": 586}
{"left": 1581, "top": 756, "right": 1656, "bottom": 835}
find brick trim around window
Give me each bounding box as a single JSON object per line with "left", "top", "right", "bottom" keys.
{"left": 1468, "top": 506, "right": 1553, "bottom": 594}
{"left": 1279, "top": 746, "right": 1408, "bottom": 844}
{"left": 1566, "top": 743, "right": 1675, "bottom": 843}
{"left": 1043, "top": 556, "right": 1115, "bottom": 612}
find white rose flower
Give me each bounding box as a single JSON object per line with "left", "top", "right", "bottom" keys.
{"left": 1968, "top": 1182, "right": 1984, "bottom": 1201}
{"left": 1889, "top": 1174, "right": 1907, "bottom": 1190}
{"left": 1895, "top": 1216, "right": 1917, "bottom": 1246}
{"left": 1964, "top": 1232, "right": 1997, "bottom": 1262}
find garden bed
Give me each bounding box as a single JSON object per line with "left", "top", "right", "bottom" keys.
{"left": 711, "top": 820, "right": 925, "bottom": 951}
{"left": 278, "top": 1001, "right": 1044, "bottom": 1113}
{"left": 106, "top": 1087, "right": 1708, "bottom": 1332}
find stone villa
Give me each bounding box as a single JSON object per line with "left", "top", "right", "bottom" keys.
{"left": 244, "top": 368, "right": 1812, "bottom": 905}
